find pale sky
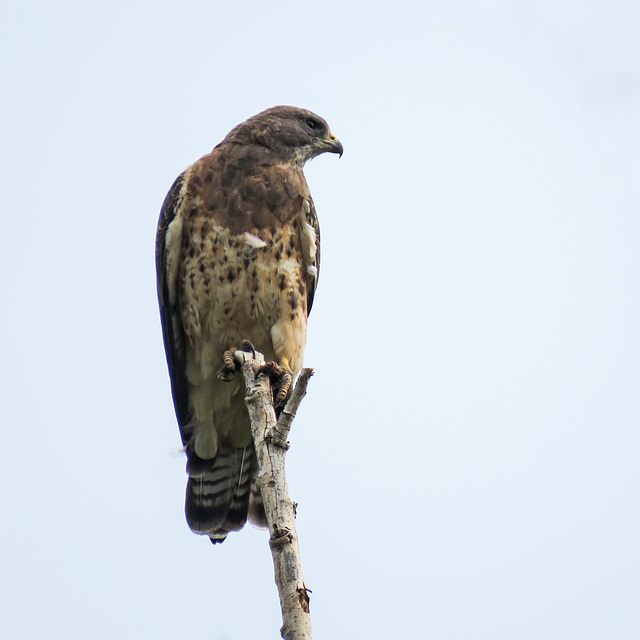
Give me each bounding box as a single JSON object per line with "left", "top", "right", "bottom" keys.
{"left": 1, "top": 1, "right": 639, "bottom": 638}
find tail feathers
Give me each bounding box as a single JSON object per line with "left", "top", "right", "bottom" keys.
{"left": 185, "top": 443, "right": 264, "bottom": 543}
{"left": 185, "top": 444, "right": 217, "bottom": 478}
{"left": 248, "top": 483, "right": 268, "bottom": 529}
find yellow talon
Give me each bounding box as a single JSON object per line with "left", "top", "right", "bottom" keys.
{"left": 276, "top": 371, "right": 293, "bottom": 404}
{"left": 257, "top": 358, "right": 294, "bottom": 406}
{"left": 217, "top": 347, "right": 238, "bottom": 382}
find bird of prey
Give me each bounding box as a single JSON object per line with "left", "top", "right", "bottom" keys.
{"left": 156, "top": 106, "right": 342, "bottom": 543}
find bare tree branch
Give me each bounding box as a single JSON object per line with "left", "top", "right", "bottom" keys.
{"left": 237, "top": 350, "right": 314, "bottom": 640}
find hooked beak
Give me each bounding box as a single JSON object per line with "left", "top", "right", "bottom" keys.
{"left": 323, "top": 132, "right": 343, "bottom": 157}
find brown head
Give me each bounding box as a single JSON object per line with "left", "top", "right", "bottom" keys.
{"left": 223, "top": 105, "right": 343, "bottom": 166}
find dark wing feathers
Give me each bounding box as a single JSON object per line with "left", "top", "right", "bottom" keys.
{"left": 156, "top": 172, "right": 191, "bottom": 442}
{"left": 305, "top": 198, "right": 321, "bottom": 315}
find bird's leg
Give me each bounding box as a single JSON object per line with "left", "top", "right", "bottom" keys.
{"left": 217, "top": 341, "right": 256, "bottom": 382}
{"left": 257, "top": 357, "right": 293, "bottom": 406}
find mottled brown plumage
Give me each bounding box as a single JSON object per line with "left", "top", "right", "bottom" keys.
{"left": 156, "top": 106, "right": 342, "bottom": 543}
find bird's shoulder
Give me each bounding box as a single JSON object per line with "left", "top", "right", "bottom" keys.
{"left": 180, "top": 142, "right": 309, "bottom": 235}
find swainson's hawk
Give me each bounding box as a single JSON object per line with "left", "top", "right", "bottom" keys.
{"left": 156, "top": 106, "right": 342, "bottom": 543}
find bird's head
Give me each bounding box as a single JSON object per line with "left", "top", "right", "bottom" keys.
{"left": 225, "top": 105, "right": 343, "bottom": 166}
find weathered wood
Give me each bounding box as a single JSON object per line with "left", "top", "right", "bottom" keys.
{"left": 237, "top": 350, "right": 314, "bottom": 640}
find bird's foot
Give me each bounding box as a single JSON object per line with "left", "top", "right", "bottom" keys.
{"left": 217, "top": 348, "right": 238, "bottom": 381}
{"left": 257, "top": 360, "right": 293, "bottom": 406}
{"left": 217, "top": 341, "right": 256, "bottom": 382}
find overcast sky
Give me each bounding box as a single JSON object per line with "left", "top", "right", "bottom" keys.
{"left": 1, "top": 1, "right": 639, "bottom": 638}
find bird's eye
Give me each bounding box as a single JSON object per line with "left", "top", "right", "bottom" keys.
{"left": 305, "top": 118, "right": 319, "bottom": 130}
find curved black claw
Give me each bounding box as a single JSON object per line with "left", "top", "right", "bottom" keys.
{"left": 239, "top": 340, "right": 256, "bottom": 357}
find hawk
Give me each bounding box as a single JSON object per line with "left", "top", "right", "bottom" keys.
{"left": 156, "top": 106, "right": 342, "bottom": 543}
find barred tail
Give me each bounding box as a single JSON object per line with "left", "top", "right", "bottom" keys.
{"left": 184, "top": 443, "right": 265, "bottom": 543}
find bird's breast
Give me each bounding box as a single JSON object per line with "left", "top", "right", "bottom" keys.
{"left": 179, "top": 214, "right": 308, "bottom": 366}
